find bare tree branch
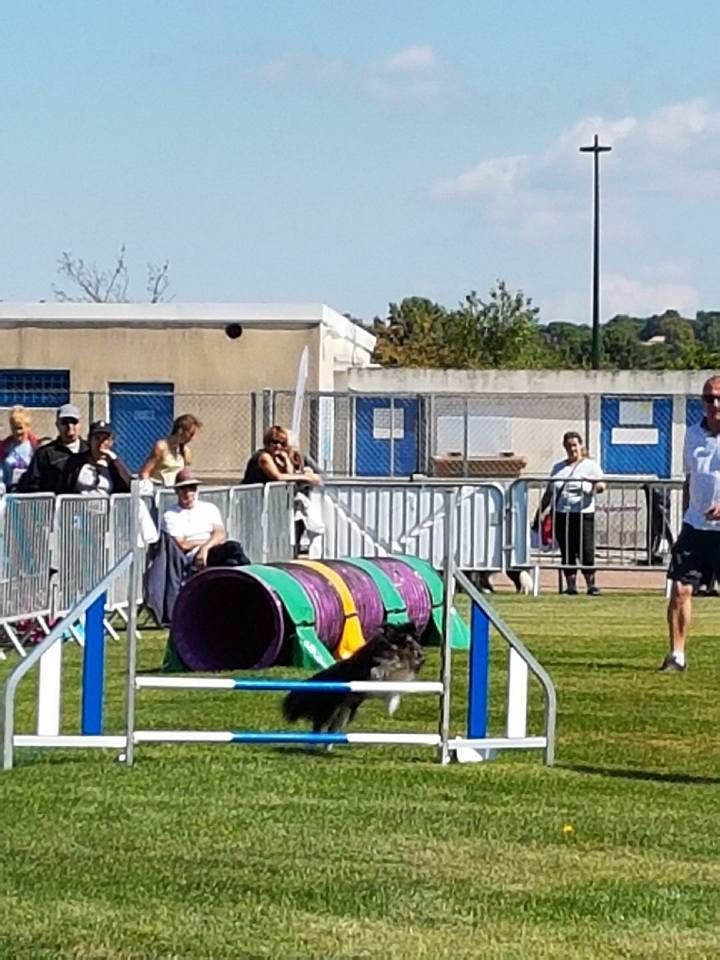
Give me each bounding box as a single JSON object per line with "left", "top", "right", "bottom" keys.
{"left": 103, "top": 244, "right": 127, "bottom": 302}
{"left": 53, "top": 246, "right": 171, "bottom": 303}
{"left": 147, "top": 260, "right": 171, "bottom": 303}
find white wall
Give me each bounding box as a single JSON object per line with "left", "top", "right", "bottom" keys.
{"left": 347, "top": 367, "right": 718, "bottom": 396}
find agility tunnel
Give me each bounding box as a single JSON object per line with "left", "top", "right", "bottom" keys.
{"left": 167, "top": 556, "right": 470, "bottom": 672}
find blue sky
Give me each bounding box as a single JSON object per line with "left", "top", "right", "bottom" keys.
{"left": 3, "top": 1, "right": 720, "bottom": 323}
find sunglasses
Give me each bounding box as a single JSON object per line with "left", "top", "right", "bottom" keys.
{"left": 59, "top": 418, "right": 79, "bottom": 426}
{"left": 270, "top": 439, "right": 288, "bottom": 447}
{"left": 702, "top": 394, "right": 720, "bottom": 406}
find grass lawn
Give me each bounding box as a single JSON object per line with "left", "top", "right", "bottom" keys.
{"left": 1, "top": 593, "right": 720, "bottom": 959}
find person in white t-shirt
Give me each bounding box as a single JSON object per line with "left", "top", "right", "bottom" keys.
{"left": 661, "top": 375, "right": 720, "bottom": 672}
{"left": 162, "top": 468, "right": 250, "bottom": 569}
{"left": 542, "top": 431, "right": 605, "bottom": 596}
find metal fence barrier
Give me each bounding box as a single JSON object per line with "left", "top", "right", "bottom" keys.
{"left": 322, "top": 480, "right": 505, "bottom": 570}
{"left": 227, "top": 484, "right": 266, "bottom": 560}
{"left": 0, "top": 495, "right": 55, "bottom": 624}
{"left": 263, "top": 482, "right": 294, "bottom": 563}
{"left": 107, "top": 495, "right": 156, "bottom": 613}
{"left": 53, "top": 496, "right": 111, "bottom": 615}
{"left": 507, "top": 476, "right": 684, "bottom": 576}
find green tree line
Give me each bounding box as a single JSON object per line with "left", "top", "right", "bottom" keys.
{"left": 368, "top": 284, "right": 720, "bottom": 370}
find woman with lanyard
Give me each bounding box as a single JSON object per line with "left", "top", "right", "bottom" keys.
{"left": 542, "top": 431, "right": 605, "bottom": 595}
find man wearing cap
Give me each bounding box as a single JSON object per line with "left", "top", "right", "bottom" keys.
{"left": 17, "top": 403, "right": 88, "bottom": 494}
{"left": 61, "top": 420, "right": 132, "bottom": 495}
{"left": 162, "top": 468, "right": 249, "bottom": 568}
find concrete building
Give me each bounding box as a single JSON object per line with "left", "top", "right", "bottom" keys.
{"left": 0, "top": 302, "right": 375, "bottom": 478}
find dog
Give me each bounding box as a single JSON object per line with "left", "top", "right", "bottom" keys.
{"left": 474, "top": 569, "right": 533, "bottom": 595}
{"left": 282, "top": 622, "right": 426, "bottom": 737}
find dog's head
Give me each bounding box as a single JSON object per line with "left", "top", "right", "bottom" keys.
{"left": 369, "top": 622, "right": 426, "bottom": 678}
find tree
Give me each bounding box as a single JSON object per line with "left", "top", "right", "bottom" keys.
{"left": 371, "top": 282, "right": 547, "bottom": 369}
{"left": 447, "top": 282, "right": 546, "bottom": 368}
{"left": 541, "top": 321, "right": 592, "bottom": 368}
{"left": 371, "top": 297, "right": 449, "bottom": 367}
{"left": 697, "top": 312, "right": 720, "bottom": 352}
{"left": 54, "top": 245, "right": 171, "bottom": 303}
{"left": 602, "top": 316, "right": 645, "bottom": 369}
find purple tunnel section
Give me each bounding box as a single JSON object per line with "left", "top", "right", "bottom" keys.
{"left": 322, "top": 560, "right": 385, "bottom": 641}
{"left": 169, "top": 557, "right": 434, "bottom": 672}
{"left": 171, "top": 567, "right": 286, "bottom": 671}
{"left": 273, "top": 563, "right": 345, "bottom": 652}
{"left": 369, "top": 558, "right": 432, "bottom": 635}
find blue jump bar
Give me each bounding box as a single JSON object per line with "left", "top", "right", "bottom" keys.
{"left": 230, "top": 730, "right": 349, "bottom": 744}
{"left": 231, "top": 679, "right": 355, "bottom": 693}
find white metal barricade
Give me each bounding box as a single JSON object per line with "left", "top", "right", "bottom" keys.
{"left": 321, "top": 480, "right": 505, "bottom": 570}
{"left": 507, "top": 475, "right": 684, "bottom": 576}
{"left": 52, "top": 496, "right": 110, "bottom": 616}
{"left": 0, "top": 494, "right": 55, "bottom": 655}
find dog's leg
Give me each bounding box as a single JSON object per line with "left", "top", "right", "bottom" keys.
{"left": 384, "top": 694, "right": 401, "bottom": 717}
{"left": 518, "top": 570, "right": 533, "bottom": 595}
{"left": 319, "top": 704, "right": 350, "bottom": 752}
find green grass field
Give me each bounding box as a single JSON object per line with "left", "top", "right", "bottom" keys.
{"left": 2, "top": 593, "right": 720, "bottom": 959}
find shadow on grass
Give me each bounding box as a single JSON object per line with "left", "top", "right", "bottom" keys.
{"left": 561, "top": 763, "right": 720, "bottom": 785}
{"left": 541, "top": 659, "right": 641, "bottom": 672}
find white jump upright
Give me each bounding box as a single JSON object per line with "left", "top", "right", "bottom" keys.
{"left": 1, "top": 483, "right": 144, "bottom": 771}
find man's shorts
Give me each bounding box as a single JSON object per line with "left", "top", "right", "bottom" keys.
{"left": 668, "top": 523, "right": 720, "bottom": 587}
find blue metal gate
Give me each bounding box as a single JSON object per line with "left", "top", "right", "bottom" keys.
{"left": 355, "top": 397, "right": 419, "bottom": 477}
{"left": 109, "top": 382, "right": 174, "bottom": 472}
{"left": 686, "top": 396, "right": 703, "bottom": 428}
{"left": 600, "top": 396, "right": 672, "bottom": 477}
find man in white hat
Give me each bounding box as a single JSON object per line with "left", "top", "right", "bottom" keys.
{"left": 162, "top": 468, "right": 249, "bottom": 568}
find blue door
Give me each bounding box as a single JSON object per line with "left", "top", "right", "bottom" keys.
{"left": 355, "top": 397, "right": 419, "bottom": 477}
{"left": 109, "top": 382, "right": 174, "bottom": 472}
{"left": 686, "top": 396, "right": 703, "bottom": 428}
{"left": 600, "top": 396, "right": 672, "bottom": 477}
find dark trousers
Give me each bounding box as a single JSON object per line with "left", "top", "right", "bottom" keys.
{"left": 554, "top": 513, "right": 595, "bottom": 578}
{"left": 206, "top": 540, "right": 251, "bottom": 567}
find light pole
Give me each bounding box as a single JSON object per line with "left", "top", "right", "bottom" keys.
{"left": 579, "top": 133, "right": 611, "bottom": 370}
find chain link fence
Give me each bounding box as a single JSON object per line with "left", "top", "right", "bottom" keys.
{"left": 0, "top": 385, "right": 694, "bottom": 483}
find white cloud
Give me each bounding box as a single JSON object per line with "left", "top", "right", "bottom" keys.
{"left": 254, "top": 45, "right": 447, "bottom": 104}
{"left": 644, "top": 99, "right": 720, "bottom": 146}
{"left": 366, "top": 44, "right": 448, "bottom": 103}
{"left": 255, "top": 53, "right": 346, "bottom": 86}
{"left": 435, "top": 155, "right": 526, "bottom": 198}
{"left": 381, "top": 45, "right": 437, "bottom": 73}
{"left": 602, "top": 273, "right": 698, "bottom": 318}
{"left": 434, "top": 97, "right": 720, "bottom": 257}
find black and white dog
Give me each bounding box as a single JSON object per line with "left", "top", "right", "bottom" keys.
{"left": 282, "top": 622, "right": 425, "bottom": 736}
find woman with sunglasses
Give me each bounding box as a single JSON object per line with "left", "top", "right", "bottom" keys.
{"left": 242, "top": 424, "right": 320, "bottom": 487}
{"left": 661, "top": 376, "right": 720, "bottom": 673}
